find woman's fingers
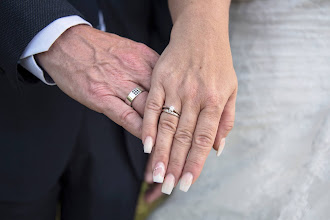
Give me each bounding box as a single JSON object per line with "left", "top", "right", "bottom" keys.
{"left": 162, "top": 103, "right": 199, "bottom": 194}
{"left": 102, "top": 83, "right": 149, "bottom": 139}
{"left": 144, "top": 152, "right": 164, "bottom": 204}
{"left": 213, "top": 91, "right": 237, "bottom": 156}
{"left": 142, "top": 85, "right": 165, "bottom": 153}
{"left": 151, "top": 99, "right": 181, "bottom": 183}
{"left": 179, "top": 105, "right": 222, "bottom": 192}
{"left": 144, "top": 151, "right": 154, "bottom": 184}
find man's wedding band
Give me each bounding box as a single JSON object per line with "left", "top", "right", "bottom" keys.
{"left": 162, "top": 106, "right": 180, "bottom": 118}
{"left": 127, "top": 87, "right": 144, "bottom": 106}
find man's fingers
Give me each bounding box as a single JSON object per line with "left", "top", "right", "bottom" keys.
{"left": 131, "top": 91, "right": 148, "bottom": 117}
{"left": 180, "top": 106, "right": 222, "bottom": 192}
{"left": 115, "top": 82, "right": 148, "bottom": 117}
{"left": 213, "top": 92, "right": 237, "bottom": 156}
{"left": 103, "top": 97, "right": 144, "bottom": 139}
{"left": 132, "top": 43, "right": 159, "bottom": 91}
{"left": 162, "top": 103, "right": 198, "bottom": 194}
{"left": 134, "top": 42, "right": 159, "bottom": 69}
{"left": 142, "top": 85, "right": 165, "bottom": 153}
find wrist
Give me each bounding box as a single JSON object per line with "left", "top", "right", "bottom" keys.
{"left": 170, "top": 16, "right": 231, "bottom": 59}
{"left": 167, "top": 14, "right": 233, "bottom": 71}
{"left": 35, "top": 24, "right": 102, "bottom": 78}
{"left": 171, "top": 9, "right": 229, "bottom": 43}
{"left": 36, "top": 24, "right": 94, "bottom": 63}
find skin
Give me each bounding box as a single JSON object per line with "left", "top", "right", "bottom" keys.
{"left": 36, "top": 0, "right": 236, "bottom": 202}
{"left": 142, "top": 0, "right": 237, "bottom": 194}
{"left": 36, "top": 25, "right": 159, "bottom": 138}
{"left": 36, "top": 24, "right": 163, "bottom": 203}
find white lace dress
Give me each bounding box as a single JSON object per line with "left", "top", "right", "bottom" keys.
{"left": 149, "top": 0, "right": 330, "bottom": 219}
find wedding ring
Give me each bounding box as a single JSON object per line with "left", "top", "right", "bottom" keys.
{"left": 162, "top": 106, "right": 180, "bottom": 118}
{"left": 126, "top": 87, "right": 144, "bottom": 106}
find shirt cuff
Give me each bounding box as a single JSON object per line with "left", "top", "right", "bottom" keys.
{"left": 20, "top": 15, "right": 91, "bottom": 85}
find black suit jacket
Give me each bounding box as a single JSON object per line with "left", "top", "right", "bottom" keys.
{"left": 0, "top": 0, "right": 171, "bottom": 89}
{"left": 0, "top": 0, "right": 172, "bottom": 181}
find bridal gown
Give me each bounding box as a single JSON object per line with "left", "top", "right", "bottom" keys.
{"left": 149, "top": 0, "right": 330, "bottom": 219}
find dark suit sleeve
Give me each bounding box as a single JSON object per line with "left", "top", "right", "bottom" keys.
{"left": 0, "top": 0, "right": 83, "bottom": 89}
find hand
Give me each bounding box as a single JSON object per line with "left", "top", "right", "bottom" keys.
{"left": 36, "top": 25, "right": 159, "bottom": 138}
{"left": 142, "top": 6, "right": 237, "bottom": 193}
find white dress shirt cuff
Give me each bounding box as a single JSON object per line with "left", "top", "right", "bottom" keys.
{"left": 20, "top": 15, "right": 91, "bottom": 85}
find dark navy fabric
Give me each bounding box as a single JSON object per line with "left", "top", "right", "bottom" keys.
{"left": 0, "top": 0, "right": 172, "bottom": 219}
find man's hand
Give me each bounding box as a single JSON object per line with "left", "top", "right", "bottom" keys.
{"left": 142, "top": 0, "right": 237, "bottom": 193}
{"left": 36, "top": 25, "right": 159, "bottom": 138}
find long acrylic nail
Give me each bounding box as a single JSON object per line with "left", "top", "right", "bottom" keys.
{"left": 153, "top": 162, "right": 165, "bottom": 183}
{"left": 161, "top": 174, "right": 175, "bottom": 195}
{"left": 216, "top": 138, "right": 226, "bottom": 157}
{"left": 144, "top": 136, "right": 153, "bottom": 154}
{"left": 179, "top": 172, "right": 193, "bottom": 192}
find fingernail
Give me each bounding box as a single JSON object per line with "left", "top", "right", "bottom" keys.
{"left": 179, "top": 172, "right": 193, "bottom": 192}
{"left": 161, "top": 174, "right": 175, "bottom": 195}
{"left": 217, "top": 138, "right": 226, "bottom": 157}
{"left": 153, "top": 162, "right": 165, "bottom": 183}
{"left": 144, "top": 136, "right": 153, "bottom": 154}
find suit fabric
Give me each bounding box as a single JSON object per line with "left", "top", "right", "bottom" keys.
{"left": 0, "top": 0, "right": 172, "bottom": 219}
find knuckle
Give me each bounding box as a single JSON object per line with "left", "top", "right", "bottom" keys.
{"left": 194, "top": 130, "right": 214, "bottom": 150}
{"left": 120, "top": 52, "right": 148, "bottom": 72}
{"left": 87, "top": 81, "right": 112, "bottom": 112}
{"left": 146, "top": 99, "right": 162, "bottom": 112}
{"left": 169, "top": 158, "right": 184, "bottom": 170}
{"left": 184, "top": 87, "right": 198, "bottom": 100}
{"left": 159, "top": 118, "right": 177, "bottom": 134}
{"left": 119, "top": 108, "right": 136, "bottom": 127}
{"left": 135, "top": 43, "right": 159, "bottom": 59}
{"left": 88, "top": 81, "right": 110, "bottom": 99}
{"left": 206, "top": 95, "right": 221, "bottom": 107}
{"left": 187, "top": 157, "right": 204, "bottom": 171}
{"left": 153, "top": 151, "right": 168, "bottom": 164}
{"left": 204, "top": 96, "right": 223, "bottom": 115}
{"left": 174, "top": 128, "right": 193, "bottom": 145}
{"left": 136, "top": 42, "right": 150, "bottom": 52}
{"left": 223, "top": 121, "right": 235, "bottom": 132}
{"left": 233, "top": 76, "right": 238, "bottom": 89}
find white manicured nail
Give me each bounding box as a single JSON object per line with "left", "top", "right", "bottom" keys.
{"left": 153, "top": 162, "right": 165, "bottom": 183}
{"left": 161, "top": 174, "right": 175, "bottom": 195}
{"left": 217, "top": 138, "right": 226, "bottom": 157}
{"left": 144, "top": 136, "right": 153, "bottom": 154}
{"left": 179, "top": 172, "right": 193, "bottom": 192}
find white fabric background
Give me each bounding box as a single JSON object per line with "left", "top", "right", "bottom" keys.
{"left": 148, "top": 0, "right": 330, "bottom": 219}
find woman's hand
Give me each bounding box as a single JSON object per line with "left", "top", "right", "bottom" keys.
{"left": 36, "top": 25, "right": 159, "bottom": 138}
{"left": 142, "top": 2, "right": 237, "bottom": 194}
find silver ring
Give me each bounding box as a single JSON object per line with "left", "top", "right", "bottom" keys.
{"left": 126, "top": 87, "right": 144, "bottom": 106}
{"left": 162, "top": 106, "right": 180, "bottom": 118}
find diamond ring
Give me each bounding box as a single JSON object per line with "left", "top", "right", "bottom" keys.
{"left": 162, "top": 106, "right": 180, "bottom": 118}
